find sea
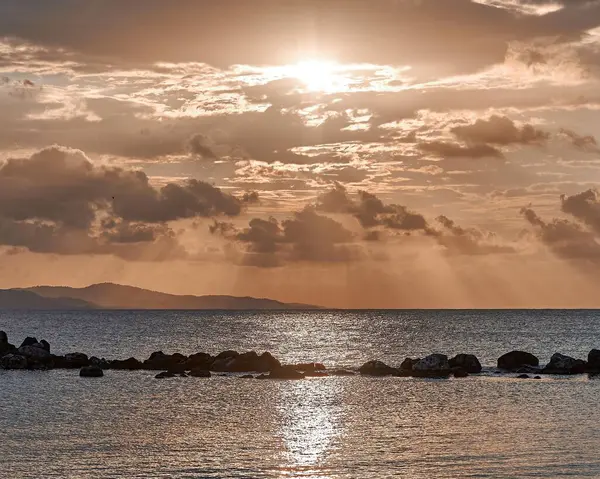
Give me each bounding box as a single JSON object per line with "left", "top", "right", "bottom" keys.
{"left": 1, "top": 309, "right": 599, "bottom": 479}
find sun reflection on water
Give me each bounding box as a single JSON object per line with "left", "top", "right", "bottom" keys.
{"left": 277, "top": 378, "right": 342, "bottom": 479}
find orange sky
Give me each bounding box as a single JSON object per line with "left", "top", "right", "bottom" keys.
{"left": 1, "top": 0, "right": 600, "bottom": 307}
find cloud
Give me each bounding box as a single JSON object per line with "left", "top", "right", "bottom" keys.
{"left": 560, "top": 188, "right": 600, "bottom": 233}
{"left": 451, "top": 115, "right": 549, "bottom": 145}
{"left": 212, "top": 207, "right": 361, "bottom": 267}
{"left": 418, "top": 141, "right": 504, "bottom": 159}
{"left": 559, "top": 128, "right": 599, "bottom": 151}
{"left": 0, "top": 145, "right": 250, "bottom": 259}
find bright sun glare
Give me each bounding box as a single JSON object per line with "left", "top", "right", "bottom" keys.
{"left": 288, "top": 60, "right": 343, "bottom": 92}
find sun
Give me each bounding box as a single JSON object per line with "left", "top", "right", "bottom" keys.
{"left": 288, "top": 60, "right": 343, "bottom": 92}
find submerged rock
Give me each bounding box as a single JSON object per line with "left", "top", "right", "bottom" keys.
{"left": 0, "top": 353, "right": 28, "bottom": 370}
{"left": 268, "top": 366, "right": 305, "bottom": 380}
{"left": 449, "top": 354, "right": 482, "bottom": 374}
{"left": 189, "top": 368, "right": 211, "bottom": 378}
{"left": 412, "top": 354, "right": 451, "bottom": 378}
{"left": 294, "top": 362, "right": 326, "bottom": 372}
{"left": 80, "top": 366, "right": 104, "bottom": 378}
{"left": 452, "top": 367, "right": 469, "bottom": 378}
{"left": 543, "top": 353, "right": 586, "bottom": 375}
{"left": 497, "top": 351, "right": 539, "bottom": 371}
{"left": 517, "top": 374, "right": 530, "bottom": 379}
{"left": 328, "top": 369, "right": 356, "bottom": 376}
{"left": 155, "top": 371, "right": 175, "bottom": 379}
{"left": 359, "top": 360, "right": 399, "bottom": 377}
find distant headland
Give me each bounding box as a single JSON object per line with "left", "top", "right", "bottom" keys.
{"left": 0, "top": 283, "right": 321, "bottom": 310}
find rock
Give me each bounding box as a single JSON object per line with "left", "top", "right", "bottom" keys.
{"left": 39, "top": 340, "right": 50, "bottom": 352}
{"left": 412, "top": 354, "right": 451, "bottom": 377}
{"left": 18, "top": 344, "right": 51, "bottom": 360}
{"left": 452, "top": 367, "right": 469, "bottom": 378}
{"left": 256, "top": 352, "right": 282, "bottom": 372}
{"left": 110, "top": 357, "right": 143, "bottom": 370}
{"left": 359, "top": 360, "right": 399, "bottom": 377}
{"left": 143, "top": 351, "right": 188, "bottom": 371}
{"left": 0, "top": 353, "right": 28, "bottom": 369}
{"left": 268, "top": 366, "right": 305, "bottom": 380}
{"left": 184, "top": 352, "right": 213, "bottom": 371}
{"left": 534, "top": 376, "right": 541, "bottom": 379}
{"left": 215, "top": 350, "right": 239, "bottom": 361}
{"left": 189, "top": 368, "right": 211, "bottom": 378}
{"left": 58, "top": 352, "right": 90, "bottom": 368}
{"left": 517, "top": 374, "right": 530, "bottom": 379}
{"left": 328, "top": 369, "right": 356, "bottom": 376}
{"left": 19, "top": 337, "right": 38, "bottom": 348}
{"left": 80, "top": 366, "right": 104, "bottom": 378}
{"left": 587, "top": 349, "right": 600, "bottom": 372}
{"left": 240, "top": 374, "right": 254, "bottom": 379}
{"left": 90, "top": 357, "right": 111, "bottom": 369}
{"left": 449, "top": 354, "right": 482, "bottom": 374}
{"left": 543, "top": 353, "right": 586, "bottom": 375}
{"left": 400, "top": 358, "right": 419, "bottom": 371}
{"left": 211, "top": 351, "right": 281, "bottom": 372}
{"left": 179, "top": 373, "right": 188, "bottom": 378}
{"left": 497, "top": 351, "right": 539, "bottom": 371}
{"left": 155, "top": 371, "right": 175, "bottom": 379}
{"left": 0, "top": 331, "right": 15, "bottom": 357}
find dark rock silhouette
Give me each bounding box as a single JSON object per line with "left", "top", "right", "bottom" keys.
{"left": 155, "top": 371, "right": 175, "bottom": 379}
{"left": 144, "top": 351, "right": 187, "bottom": 371}
{"left": 400, "top": 358, "right": 420, "bottom": 372}
{"left": 111, "top": 357, "right": 143, "bottom": 370}
{"left": 184, "top": 352, "right": 213, "bottom": 370}
{"left": 189, "top": 368, "right": 211, "bottom": 378}
{"left": 449, "top": 354, "right": 482, "bottom": 373}
{"left": 1, "top": 353, "right": 28, "bottom": 369}
{"left": 543, "top": 353, "right": 586, "bottom": 375}
{"left": 0, "top": 331, "right": 16, "bottom": 357}
{"left": 268, "top": 366, "right": 305, "bottom": 380}
{"left": 56, "top": 352, "right": 90, "bottom": 369}
{"left": 412, "top": 354, "right": 451, "bottom": 378}
{"left": 517, "top": 374, "right": 530, "bottom": 379}
{"left": 588, "top": 349, "right": 600, "bottom": 372}
{"left": 359, "top": 360, "right": 399, "bottom": 377}
{"left": 452, "top": 367, "right": 469, "bottom": 378}
{"left": 80, "top": 366, "right": 104, "bottom": 377}
{"left": 294, "top": 362, "right": 326, "bottom": 372}
{"left": 498, "top": 351, "right": 539, "bottom": 371}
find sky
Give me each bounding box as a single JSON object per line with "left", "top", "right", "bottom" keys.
{"left": 1, "top": 0, "right": 600, "bottom": 308}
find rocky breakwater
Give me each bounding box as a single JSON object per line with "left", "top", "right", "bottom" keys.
{"left": 1, "top": 331, "right": 600, "bottom": 381}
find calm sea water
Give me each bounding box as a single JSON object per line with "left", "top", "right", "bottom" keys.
{"left": 1, "top": 310, "right": 600, "bottom": 478}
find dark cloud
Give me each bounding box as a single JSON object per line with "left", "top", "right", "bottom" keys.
{"left": 522, "top": 205, "right": 600, "bottom": 261}
{"left": 418, "top": 141, "right": 504, "bottom": 159}
{"left": 451, "top": 115, "right": 549, "bottom": 145}
{"left": 187, "top": 134, "right": 218, "bottom": 161}
{"left": 560, "top": 189, "right": 600, "bottom": 234}
{"left": 0, "top": 145, "right": 249, "bottom": 259}
{"left": 434, "top": 215, "right": 515, "bottom": 255}
{"left": 212, "top": 207, "right": 360, "bottom": 267}
{"left": 316, "top": 184, "right": 429, "bottom": 231}
{"left": 559, "top": 128, "right": 599, "bottom": 151}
